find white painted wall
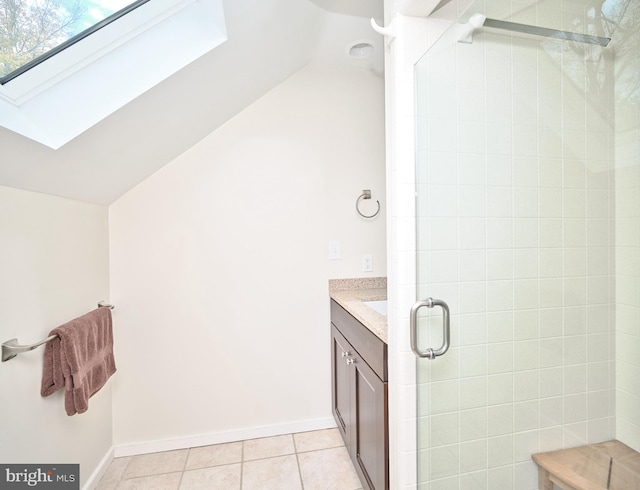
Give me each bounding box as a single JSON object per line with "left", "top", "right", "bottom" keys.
{"left": 109, "top": 62, "right": 386, "bottom": 452}
{"left": 0, "top": 185, "right": 111, "bottom": 488}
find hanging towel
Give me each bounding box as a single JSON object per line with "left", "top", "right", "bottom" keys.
{"left": 41, "top": 307, "right": 116, "bottom": 416}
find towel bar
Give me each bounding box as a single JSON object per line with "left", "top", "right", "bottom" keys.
{"left": 1, "top": 301, "right": 115, "bottom": 362}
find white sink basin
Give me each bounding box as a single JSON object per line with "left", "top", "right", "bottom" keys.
{"left": 364, "top": 300, "right": 387, "bottom": 317}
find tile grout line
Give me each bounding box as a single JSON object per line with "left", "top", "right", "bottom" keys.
{"left": 240, "top": 439, "right": 245, "bottom": 489}
{"left": 292, "top": 434, "right": 306, "bottom": 490}
{"left": 176, "top": 447, "right": 190, "bottom": 489}
{"left": 119, "top": 456, "right": 133, "bottom": 484}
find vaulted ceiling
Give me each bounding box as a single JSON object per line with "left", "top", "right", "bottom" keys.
{"left": 0, "top": 0, "right": 383, "bottom": 204}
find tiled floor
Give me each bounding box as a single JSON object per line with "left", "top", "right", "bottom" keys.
{"left": 97, "top": 428, "right": 363, "bottom": 489}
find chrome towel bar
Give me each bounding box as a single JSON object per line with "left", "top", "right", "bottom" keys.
{"left": 1, "top": 301, "right": 115, "bottom": 362}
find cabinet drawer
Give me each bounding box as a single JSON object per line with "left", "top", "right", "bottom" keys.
{"left": 331, "top": 299, "right": 387, "bottom": 382}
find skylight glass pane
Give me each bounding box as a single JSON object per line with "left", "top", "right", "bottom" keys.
{"left": 0, "top": 0, "right": 146, "bottom": 81}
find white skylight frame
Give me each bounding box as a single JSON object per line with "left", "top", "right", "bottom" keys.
{"left": 0, "top": 0, "right": 227, "bottom": 149}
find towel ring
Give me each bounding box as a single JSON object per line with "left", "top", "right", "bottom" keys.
{"left": 356, "top": 190, "right": 381, "bottom": 219}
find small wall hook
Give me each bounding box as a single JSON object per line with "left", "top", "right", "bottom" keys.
{"left": 356, "top": 190, "right": 381, "bottom": 219}
{"left": 370, "top": 18, "right": 394, "bottom": 37}
{"left": 370, "top": 18, "right": 396, "bottom": 46}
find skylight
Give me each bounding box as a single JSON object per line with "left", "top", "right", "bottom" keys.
{"left": 0, "top": 0, "right": 227, "bottom": 148}
{"left": 0, "top": 0, "right": 150, "bottom": 84}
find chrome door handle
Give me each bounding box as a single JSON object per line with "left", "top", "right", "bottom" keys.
{"left": 410, "top": 297, "right": 450, "bottom": 359}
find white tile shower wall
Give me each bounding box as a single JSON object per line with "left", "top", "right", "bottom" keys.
{"left": 383, "top": 1, "right": 474, "bottom": 489}
{"left": 614, "top": 11, "right": 640, "bottom": 451}
{"left": 412, "top": 1, "right": 617, "bottom": 489}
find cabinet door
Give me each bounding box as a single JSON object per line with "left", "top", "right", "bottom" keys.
{"left": 351, "top": 352, "right": 388, "bottom": 490}
{"left": 331, "top": 325, "right": 352, "bottom": 451}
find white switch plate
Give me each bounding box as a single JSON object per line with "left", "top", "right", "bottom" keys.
{"left": 329, "top": 240, "right": 341, "bottom": 260}
{"left": 362, "top": 254, "right": 373, "bottom": 272}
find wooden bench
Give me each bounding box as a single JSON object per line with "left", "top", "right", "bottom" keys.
{"left": 532, "top": 440, "right": 640, "bottom": 490}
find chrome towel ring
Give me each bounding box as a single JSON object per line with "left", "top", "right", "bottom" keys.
{"left": 356, "top": 189, "right": 381, "bottom": 219}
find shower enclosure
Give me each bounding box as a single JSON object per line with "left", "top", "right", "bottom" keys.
{"left": 414, "top": 0, "right": 640, "bottom": 487}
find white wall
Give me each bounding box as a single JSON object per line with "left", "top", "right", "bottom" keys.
{"left": 0, "top": 185, "right": 111, "bottom": 488}
{"left": 109, "top": 62, "right": 386, "bottom": 452}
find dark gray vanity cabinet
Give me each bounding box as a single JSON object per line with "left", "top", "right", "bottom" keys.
{"left": 331, "top": 299, "right": 388, "bottom": 490}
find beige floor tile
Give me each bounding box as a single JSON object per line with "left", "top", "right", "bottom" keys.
{"left": 241, "top": 454, "right": 302, "bottom": 490}
{"left": 123, "top": 449, "right": 188, "bottom": 479}
{"left": 116, "top": 472, "right": 182, "bottom": 489}
{"left": 101, "top": 431, "right": 362, "bottom": 490}
{"left": 185, "top": 442, "right": 242, "bottom": 470}
{"left": 242, "top": 434, "right": 295, "bottom": 461}
{"left": 179, "top": 463, "right": 241, "bottom": 489}
{"left": 96, "top": 482, "right": 118, "bottom": 490}
{"left": 298, "top": 447, "right": 361, "bottom": 490}
{"left": 100, "top": 457, "right": 131, "bottom": 483}
{"left": 293, "top": 428, "right": 344, "bottom": 453}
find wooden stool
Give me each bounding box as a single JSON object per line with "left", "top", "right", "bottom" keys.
{"left": 532, "top": 440, "right": 640, "bottom": 490}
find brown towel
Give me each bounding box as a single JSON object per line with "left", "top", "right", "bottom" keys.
{"left": 41, "top": 307, "right": 116, "bottom": 416}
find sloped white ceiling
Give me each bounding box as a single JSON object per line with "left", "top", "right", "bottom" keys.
{"left": 0, "top": 0, "right": 383, "bottom": 204}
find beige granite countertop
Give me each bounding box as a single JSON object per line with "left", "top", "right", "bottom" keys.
{"left": 329, "top": 277, "right": 387, "bottom": 343}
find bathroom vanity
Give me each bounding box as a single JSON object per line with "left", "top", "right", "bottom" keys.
{"left": 329, "top": 278, "right": 388, "bottom": 490}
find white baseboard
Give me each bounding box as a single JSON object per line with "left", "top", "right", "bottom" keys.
{"left": 83, "top": 445, "right": 114, "bottom": 490}
{"left": 113, "top": 417, "right": 337, "bottom": 458}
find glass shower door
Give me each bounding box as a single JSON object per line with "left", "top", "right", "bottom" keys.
{"left": 413, "top": 0, "right": 640, "bottom": 487}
